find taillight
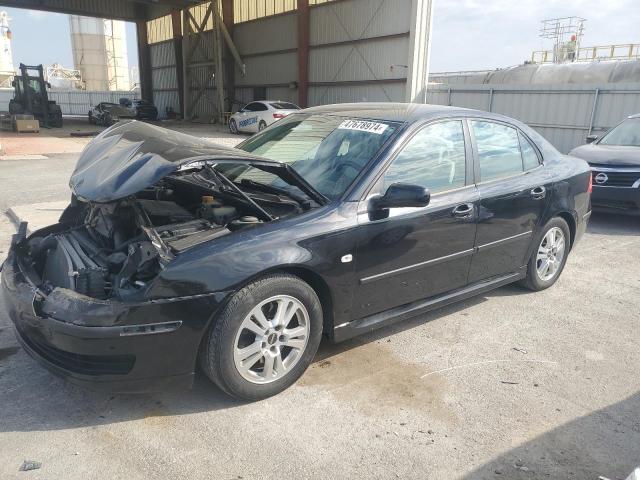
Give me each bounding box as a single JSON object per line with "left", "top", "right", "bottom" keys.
{"left": 273, "top": 113, "right": 286, "bottom": 119}
{"left": 587, "top": 171, "right": 593, "bottom": 194}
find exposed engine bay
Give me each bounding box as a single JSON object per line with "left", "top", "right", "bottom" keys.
{"left": 21, "top": 166, "right": 309, "bottom": 301}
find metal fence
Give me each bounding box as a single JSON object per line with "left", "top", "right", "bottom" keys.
{"left": 0, "top": 88, "right": 139, "bottom": 116}
{"left": 426, "top": 83, "right": 640, "bottom": 153}
{"left": 49, "top": 90, "right": 139, "bottom": 116}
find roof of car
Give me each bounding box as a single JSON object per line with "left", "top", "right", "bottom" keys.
{"left": 628, "top": 113, "right": 640, "bottom": 119}
{"left": 302, "top": 102, "right": 498, "bottom": 123}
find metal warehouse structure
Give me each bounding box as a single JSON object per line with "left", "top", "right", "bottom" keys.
{"left": 428, "top": 61, "right": 640, "bottom": 153}
{"left": 1, "top": 0, "right": 434, "bottom": 122}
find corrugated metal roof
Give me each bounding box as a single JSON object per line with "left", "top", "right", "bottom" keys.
{"left": 0, "top": 0, "right": 200, "bottom": 21}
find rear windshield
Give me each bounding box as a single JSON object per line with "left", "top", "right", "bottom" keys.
{"left": 269, "top": 102, "right": 300, "bottom": 110}
{"left": 599, "top": 118, "right": 640, "bottom": 147}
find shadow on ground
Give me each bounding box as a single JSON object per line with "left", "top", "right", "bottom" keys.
{"left": 461, "top": 392, "right": 640, "bottom": 479}
{"left": 588, "top": 212, "right": 640, "bottom": 237}
{"left": 0, "top": 293, "right": 487, "bottom": 434}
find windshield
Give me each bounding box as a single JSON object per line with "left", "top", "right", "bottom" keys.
{"left": 236, "top": 114, "right": 398, "bottom": 200}
{"left": 599, "top": 118, "right": 640, "bottom": 147}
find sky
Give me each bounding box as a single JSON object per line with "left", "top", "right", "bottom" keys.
{"left": 2, "top": 8, "right": 139, "bottom": 71}
{"left": 429, "top": 0, "right": 640, "bottom": 72}
{"left": 2, "top": 1, "right": 639, "bottom": 74}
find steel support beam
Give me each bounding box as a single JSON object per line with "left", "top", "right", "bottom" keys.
{"left": 136, "top": 20, "right": 153, "bottom": 101}
{"left": 406, "top": 0, "right": 434, "bottom": 103}
{"left": 182, "top": 8, "right": 191, "bottom": 119}
{"left": 222, "top": 0, "right": 235, "bottom": 110}
{"left": 172, "top": 11, "right": 185, "bottom": 116}
{"left": 297, "top": 0, "right": 310, "bottom": 108}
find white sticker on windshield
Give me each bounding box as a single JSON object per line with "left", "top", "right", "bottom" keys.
{"left": 337, "top": 119, "right": 388, "bottom": 135}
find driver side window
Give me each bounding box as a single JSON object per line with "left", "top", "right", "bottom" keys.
{"left": 383, "top": 121, "right": 467, "bottom": 194}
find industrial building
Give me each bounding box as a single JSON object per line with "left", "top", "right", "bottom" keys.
{"left": 0, "top": 0, "right": 434, "bottom": 123}
{"left": 1, "top": 1, "right": 639, "bottom": 154}
{"left": 69, "top": 15, "right": 131, "bottom": 91}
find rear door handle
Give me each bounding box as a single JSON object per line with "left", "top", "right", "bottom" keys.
{"left": 531, "top": 186, "right": 546, "bottom": 200}
{"left": 452, "top": 203, "right": 474, "bottom": 218}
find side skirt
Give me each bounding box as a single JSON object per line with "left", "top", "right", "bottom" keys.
{"left": 332, "top": 267, "right": 526, "bottom": 343}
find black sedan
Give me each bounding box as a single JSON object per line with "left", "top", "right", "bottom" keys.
{"left": 132, "top": 99, "right": 159, "bottom": 120}
{"left": 570, "top": 114, "right": 640, "bottom": 215}
{"left": 1, "top": 104, "right": 591, "bottom": 400}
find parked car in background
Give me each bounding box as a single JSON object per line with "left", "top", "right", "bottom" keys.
{"left": 229, "top": 100, "right": 300, "bottom": 134}
{"left": 2, "top": 104, "right": 591, "bottom": 401}
{"left": 88, "top": 102, "right": 136, "bottom": 126}
{"left": 570, "top": 114, "right": 640, "bottom": 215}
{"left": 132, "top": 99, "right": 159, "bottom": 121}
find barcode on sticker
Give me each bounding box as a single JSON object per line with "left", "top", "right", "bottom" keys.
{"left": 338, "top": 120, "right": 388, "bottom": 134}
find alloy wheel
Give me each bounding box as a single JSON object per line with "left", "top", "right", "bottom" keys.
{"left": 233, "top": 295, "right": 310, "bottom": 384}
{"left": 536, "top": 227, "right": 566, "bottom": 282}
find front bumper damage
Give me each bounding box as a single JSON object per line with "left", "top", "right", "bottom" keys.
{"left": 1, "top": 224, "right": 229, "bottom": 393}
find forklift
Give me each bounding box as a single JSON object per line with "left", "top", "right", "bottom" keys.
{"left": 9, "top": 63, "right": 63, "bottom": 128}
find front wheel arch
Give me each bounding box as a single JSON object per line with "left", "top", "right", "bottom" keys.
{"left": 194, "top": 265, "right": 335, "bottom": 368}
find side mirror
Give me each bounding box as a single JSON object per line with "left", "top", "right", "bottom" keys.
{"left": 586, "top": 134, "right": 598, "bottom": 144}
{"left": 370, "top": 183, "right": 431, "bottom": 211}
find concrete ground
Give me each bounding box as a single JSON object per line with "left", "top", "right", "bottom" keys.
{"left": 0, "top": 118, "right": 241, "bottom": 157}
{"left": 0, "top": 127, "right": 639, "bottom": 479}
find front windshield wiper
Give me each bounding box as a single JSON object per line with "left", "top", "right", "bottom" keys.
{"left": 239, "top": 179, "right": 312, "bottom": 210}
{"left": 204, "top": 165, "right": 275, "bottom": 221}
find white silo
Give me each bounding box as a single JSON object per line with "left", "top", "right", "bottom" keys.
{"left": 68, "top": 15, "right": 130, "bottom": 91}
{"left": 0, "top": 11, "right": 14, "bottom": 88}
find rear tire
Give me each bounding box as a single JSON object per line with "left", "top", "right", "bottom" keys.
{"left": 258, "top": 120, "right": 267, "bottom": 131}
{"left": 199, "top": 274, "right": 323, "bottom": 400}
{"left": 520, "top": 217, "right": 571, "bottom": 291}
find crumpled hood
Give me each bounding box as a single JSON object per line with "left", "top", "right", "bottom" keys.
{"left": 69, "top": 121, "right": 285, "bottom": 203}
{"left": 569, "top": 143, "right": 640, "bottom": 166}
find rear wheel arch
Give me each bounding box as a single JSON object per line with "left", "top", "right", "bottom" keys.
{"left": 554, "top": 211, "right": 577, "bottom": 250}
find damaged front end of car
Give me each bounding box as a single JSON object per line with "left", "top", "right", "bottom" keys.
{"left": 1, "top": 121, "right": 324, "bottom": 391}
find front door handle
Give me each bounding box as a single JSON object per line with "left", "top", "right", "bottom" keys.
{"left": 452, "top": 203, "right": 474, "bottom": 218}
{"left": 531, "top": 186, "right": 546, "bottom": 200}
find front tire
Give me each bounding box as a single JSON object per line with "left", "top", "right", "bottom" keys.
{"left": 229, "top": 118, "right": 238, "bottom": 134}
{"left": 521, "top": 217, "right": 570, "bottom": 291}
{"left": 199, "top": 274, "right": 323, "bottom": 400}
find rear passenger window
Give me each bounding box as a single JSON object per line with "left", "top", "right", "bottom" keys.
{"left": 471, "top": 121, "right": 523, "bottom": 182}
{"left": 519, "top": 132, "right": 540, "bottom": 170}
{"left": 383, "top": 121, "right": 466, "bottom": 194}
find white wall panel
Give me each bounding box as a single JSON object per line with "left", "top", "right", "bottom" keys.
{"left": 308, "top": 82, "right": 404, "bottom": 106}
{"left": 233, "top": 13, "right": 297, "bottom": 55}
{"left": 237, "top": 52, "right": 298, "bottom": 86}
{"left": 266, "top": 86, "right": 298, "bottom": 103}
{"left": 310, "top": 0, "right": 410, "bottom": 45}
{"left": 310, "top": 36, "right": 408, "bottom": 83}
